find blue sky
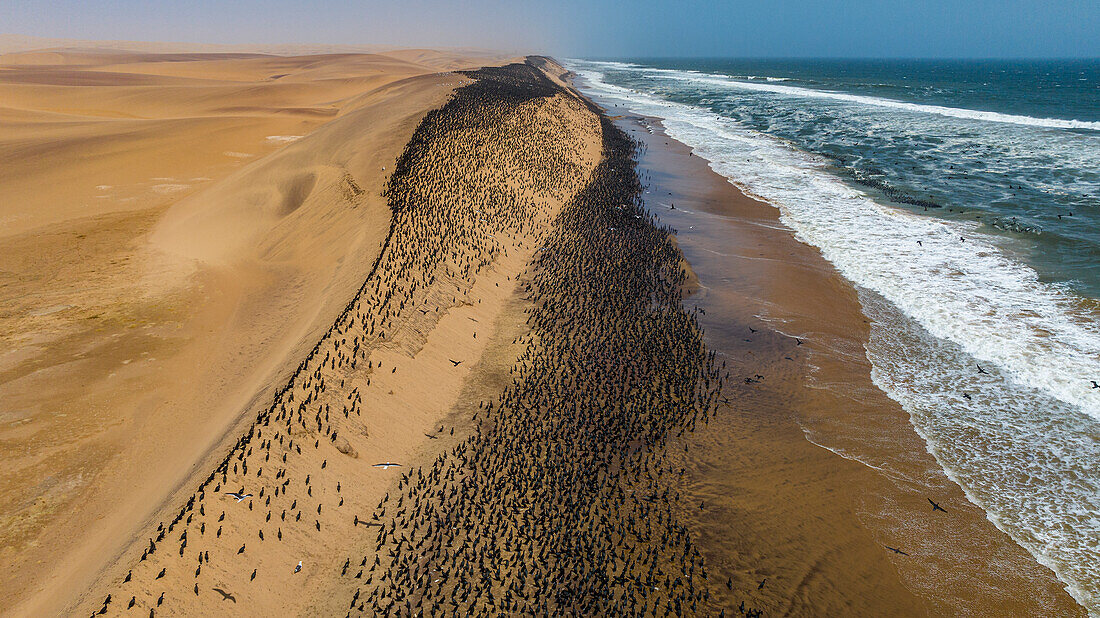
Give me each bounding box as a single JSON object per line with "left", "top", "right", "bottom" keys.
{"left": 4, "top": 0, "right": 1098, "bottom": 58}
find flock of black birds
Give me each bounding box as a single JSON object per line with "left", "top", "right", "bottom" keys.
{"left": 340, "top": 63, "right": 735, "bottom": 617}
{"left": 81, "top": 60, "right": 768, "bottom": 617}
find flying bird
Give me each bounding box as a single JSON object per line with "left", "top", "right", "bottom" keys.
{"left": 449, "top": 359, "right": 463, "bottom": 366}
{"left": 885, "top": 545, "right": 910, "bottom": 556}
{"left": 373, "top": 462, "right": 401, "bottom": 469}
{"left": 212, "top": 588, "right": 236, "bottom": 602}
{"left": 928, "top": 498, "right": 947, "bottom": 513}
{"left": 976, "top": 364, "right": 988, "bottom": 374}
{"left": 225, "top": 492, "right": 252, "bottom": 502}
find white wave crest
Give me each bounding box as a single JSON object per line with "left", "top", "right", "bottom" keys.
{"left": 580, "top": 60, "right": 1100, "bottom": 131}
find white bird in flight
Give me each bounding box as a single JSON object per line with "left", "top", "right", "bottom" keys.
{"left": 372, "top": 462, "right": 401, "bottom": 469}
{"left": 225, "top": 491, "right": 252, "bottom": 502}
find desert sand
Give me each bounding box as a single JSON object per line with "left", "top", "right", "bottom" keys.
{"left": 0, "top": 44, "right": 510, "bottom": 615}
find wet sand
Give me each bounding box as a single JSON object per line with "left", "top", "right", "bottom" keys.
{"left": 615, "top": 113, "right": 1084, "bottom": 615}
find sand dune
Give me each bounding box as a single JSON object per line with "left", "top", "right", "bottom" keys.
{"left": 0, "top": 46, "right": 505, "bottom": 616}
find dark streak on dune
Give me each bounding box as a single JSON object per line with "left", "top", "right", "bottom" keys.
{"left": 344, "top": 61, "right": 735, "bottom": 616}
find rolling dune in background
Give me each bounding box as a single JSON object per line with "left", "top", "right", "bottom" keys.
{"left": 0, "top": 46, "right": 508, "bottom": 615}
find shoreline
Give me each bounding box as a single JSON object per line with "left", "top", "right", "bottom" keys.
{"left": 571, "top": 57, "right": 1100, "bottom": 614}
{"left": 610, "top": 109, "right": 1085, "bottom": 615}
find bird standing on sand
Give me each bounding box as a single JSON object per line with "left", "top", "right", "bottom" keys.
{"left": 294, "top": 561, "right": 303, "bottom": 574}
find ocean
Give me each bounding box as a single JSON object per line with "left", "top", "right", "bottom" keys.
{"left": 565, "top": 58, "right": 1100, "bottom": 612}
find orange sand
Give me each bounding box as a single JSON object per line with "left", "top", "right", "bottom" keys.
{"left": 0, "top": 45, "right": 510, "bottom": 616}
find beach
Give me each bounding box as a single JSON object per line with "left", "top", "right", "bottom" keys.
{"left": 0, "top": 45, "right": 1089, "bottom": 617}
{"left": 613, "top": 112, "right": 1084, "bottom": 616}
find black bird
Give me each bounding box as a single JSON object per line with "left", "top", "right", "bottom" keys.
{"left": 424, "top": 433, "right": 439, "bottom": 439}
{"left": 757, "top": 578, "right": 766, "bottom": 590}
{"left": 962, "top": 393, "right": 972, "bottom": 401}
{"left": 885, "top": 545, "right": 909, "bottom": 556}
{"left": 127, "top": 597, "right": 135, "bottom": 609}
{"left": 449, "top": 359, "right": 463, "bottom": 366}
{"left": 1091, "top": 380, "right": 1099, "bottom": 389}
{"left": 796, "top": 338, "right": 803, "bottom": 346}
{"left": 928, "top": 498, "right": 947, "bottom": 513}
{"left": 976, "top": 364, "right": 987, "bottom": 374}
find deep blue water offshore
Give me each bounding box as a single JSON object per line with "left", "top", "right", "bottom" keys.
{"left": 566, "top": 58, "right": 1100, "bottom": 611}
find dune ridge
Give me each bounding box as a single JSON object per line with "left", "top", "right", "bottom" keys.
{"left": 64, "top": 59, "right": 608, "bottom": 617}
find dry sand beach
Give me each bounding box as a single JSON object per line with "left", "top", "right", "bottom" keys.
{"left": 0, "top": 42, "right": 1087, "bottom": 617}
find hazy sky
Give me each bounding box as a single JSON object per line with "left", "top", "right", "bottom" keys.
{"left": 5, "top": 0, "right": 1099, "bottom": 58}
